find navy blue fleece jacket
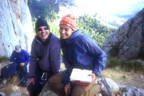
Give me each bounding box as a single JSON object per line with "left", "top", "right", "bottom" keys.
{"left": 28, "top": 33, "right": 61, "bottom": 77}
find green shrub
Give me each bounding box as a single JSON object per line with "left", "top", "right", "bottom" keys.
{"left": 107, "top": 57, "right": 144, "bottom": 73}
{"left": 0, "top": 56, "right": 10, "bottom": 63}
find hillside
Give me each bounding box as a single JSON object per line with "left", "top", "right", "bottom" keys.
{"left": 60, "top": 63, "right": 144, "bottom": 89}
{"left": 102, "top": 68, "right": 144, "bottom": 89}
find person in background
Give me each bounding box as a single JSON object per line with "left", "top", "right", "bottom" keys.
{"left": 48, "top": 14, "right": 107, "bottom": 96}
{"left": 26, "top": 17, "right": 61, "bottom": 96}
{"left": 10, "top": 45, "right": 30, "bottom": 86}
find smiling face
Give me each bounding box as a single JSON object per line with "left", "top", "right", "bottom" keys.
{"left": 37, "top": 26, "right": 49, "bottom": 42}
{"left": 59, "top": 25, "right": 74, "bottom": 39}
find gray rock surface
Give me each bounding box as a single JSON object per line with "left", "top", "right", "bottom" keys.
{"left": 0, "top": 0, "right": 34, "bottom": 57}
{"left": 40, "top": 78, "right": 144, "bottom": 96}
{"left": 104, "top": 8, "right": 144, "bottom": 60}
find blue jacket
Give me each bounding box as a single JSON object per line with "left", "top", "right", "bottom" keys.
{"left": 10, "top": 49, "right": 30, "bottom": 65}
{"left": 61, "top": 30, "right": 107, "bottom": 84}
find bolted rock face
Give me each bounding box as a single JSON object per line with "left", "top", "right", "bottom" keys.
{"left": 0, "top": 0, "right": 34, "bottom": 57}
{"left": 104, "top": 8, "right": 144, "bottom": 60}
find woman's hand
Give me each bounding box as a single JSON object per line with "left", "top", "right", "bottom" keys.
{"left": 20, "top": 62, "right": 25, "bottom": 67}
{"left": 90, "top": 73, "right": 96, "bottom": 83}
{"left": 64, "top": 83, "right": 71, "bottom": 95}
{"left": 26, "top": 77, "right": 35, "bottom": 87}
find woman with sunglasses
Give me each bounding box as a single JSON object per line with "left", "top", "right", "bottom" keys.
{"left": 26, "top": 17, "right": 61, "bottom": 96}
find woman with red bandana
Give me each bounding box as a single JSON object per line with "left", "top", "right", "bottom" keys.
{"left": 48, "top": 14, "right": 107, "bottom": 96}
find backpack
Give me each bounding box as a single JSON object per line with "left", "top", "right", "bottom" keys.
{"left": 1, "top": 63, "right": 17, "bottom": 79}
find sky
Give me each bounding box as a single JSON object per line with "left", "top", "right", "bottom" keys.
{"left": 59, "top": 0, "right": 144, "bottom": 26}
{"left": 71, "top": 0, "right": 144, "bottom": 26}
{"left": 74, "top": 0, "right": 144, "bottom": 16}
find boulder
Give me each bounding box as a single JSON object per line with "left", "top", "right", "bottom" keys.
{"left": 104, "top": 8, "right": 144, "bottom": 60}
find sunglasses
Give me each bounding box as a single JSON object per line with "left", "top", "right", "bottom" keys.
{"left": 37, "top": 27, "right": 49, "bottom": 31}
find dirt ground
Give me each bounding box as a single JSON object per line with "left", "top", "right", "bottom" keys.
{"left": 0, "top": 63, "right": 144, "bottom": 95}
{"left": 61, "top": 64, "right": 144, "bottom": 89}
{"left": 101, "top": 68, "right": 144, "bottom": 89}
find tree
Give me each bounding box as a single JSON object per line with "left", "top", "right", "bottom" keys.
{"left": 28, "top": 0, "right": 59, "bottom": 18}
{"left": 76, "top": 15, "right": 116, "bottom": 47}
